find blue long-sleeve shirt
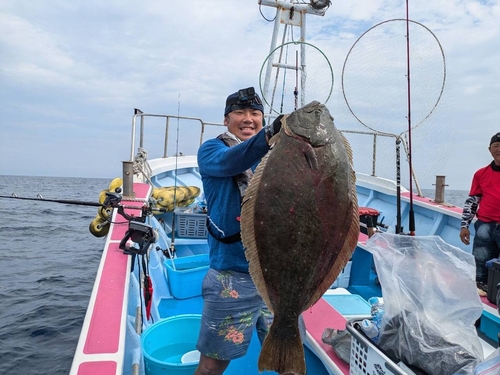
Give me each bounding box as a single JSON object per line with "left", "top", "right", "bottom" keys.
{"left": 197, "top": 129, "right": 270, "bottom": 272}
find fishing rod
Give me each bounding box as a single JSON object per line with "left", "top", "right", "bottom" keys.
{"left": 405, "top": 0, "right": 416, "bottom": 235}
{"left": 165, "top": 94, "right": 182, "bottom": 264}
{"left": 395, "top": 137, "right": 403, "bottom": 234}
{"left": 0, "top": 193, "right": 167, "bottom": 213}
{"left": 0, "top": 194, "right": 104, "bottom": 207}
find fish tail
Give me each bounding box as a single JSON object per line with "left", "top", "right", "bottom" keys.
{"left": 258, "top": 324, "right": 305, "bottom": 375}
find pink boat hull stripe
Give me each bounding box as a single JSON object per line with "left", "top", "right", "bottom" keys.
{"left": 304, "top": 298, "right": 350, "bottom": 374}
{"left": 83, "top": 183, "right": 150, "bottom": 356}
{"left": 78, "top": 361, "right": 117, "bottom": 374}
{"left": 400, "top": 191, "right": 463, "bottom": 214}
{"left": 83, "top": 242, "right": 127, "bottom": 354}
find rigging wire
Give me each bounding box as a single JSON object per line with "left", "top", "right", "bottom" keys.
{"left": 269, "top": 24, "right": 289, "bottom": 115}
{"left": 259, "top": 2, "right": 276, "bottom": 22}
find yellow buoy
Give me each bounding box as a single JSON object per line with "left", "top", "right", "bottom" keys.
{"left": 177, "top": 198, "right": 196, "bottom": 208}
{"left": 98, "top": 190, "right": 109, "bottom": 204}
{"left": 108, "top": 178, "right": 123, "bottom": 193}
{"left": 98, "top": 206, "right": 113, "bottom": 220}
{"left": 89, "top": 216, "right": 110, "bottom": 237}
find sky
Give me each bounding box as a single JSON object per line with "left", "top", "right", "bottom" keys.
{"left": 0, "top": 0, "right": 499, "bottom": 191}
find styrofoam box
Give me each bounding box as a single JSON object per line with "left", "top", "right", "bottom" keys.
{"left": 331, "top": 261, "right": 352, "bottom": 289}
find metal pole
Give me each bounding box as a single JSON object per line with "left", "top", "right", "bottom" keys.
{"left": 164, "top": 117, "right": 169, "bottom": 158}
{"left": 372, "top": 133, "right": 377, "bottom": 176}
{"left": 433, "top": 175, "right": 447, "bottom": 203}
{"left": 122, "top": 161, "right": 135, "bottom": 198}
{"left": 300, "top": 10, "right": 306, "bottom": 108}
{"left": 263, "top": 6, "right": 283, "bottom": 107}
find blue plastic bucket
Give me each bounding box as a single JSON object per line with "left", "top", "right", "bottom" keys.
{"left": 141, "top": 314, "right": 202, "bottom": 375}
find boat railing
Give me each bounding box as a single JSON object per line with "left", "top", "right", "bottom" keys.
{"left": 339, "top": 129, "right": 423, "bottom": 197}
{"left": 127, "top": 110, "right": 423, "bottom": 197}
{"left": 130, "top": 110, "right": 224, "bottom": 162}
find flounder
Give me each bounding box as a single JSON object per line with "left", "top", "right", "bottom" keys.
{"left": 241, "top": 101, "right": 359, "bottom": 375}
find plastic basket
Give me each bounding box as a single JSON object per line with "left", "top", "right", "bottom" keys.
{"left": 176, "top": 213, "right": 207, "bottom": 238}
{"left": 164, "top": 254, "right": 209, "bottom": 299}
{"left": 346, "top": 320, "right": 409, "bottom": 375}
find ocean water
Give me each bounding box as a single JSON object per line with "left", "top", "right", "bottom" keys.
{"left": 0, "top": 175, "right": 109, "bottom": 375}
{"left": 420, "top": 188, "right": 469, "bottom": 208}
{"left": 0, "top": 175, "right": 469, "bottom": 375}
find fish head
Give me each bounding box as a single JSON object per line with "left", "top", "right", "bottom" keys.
{"left": 282, "top": 101, "right": 335, "bottom": 146}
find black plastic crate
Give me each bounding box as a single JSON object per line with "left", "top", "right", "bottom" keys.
{"left": 487, "top": 260, "right": 500, "bottom": 305}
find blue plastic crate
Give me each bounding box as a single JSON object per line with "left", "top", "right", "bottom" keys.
{"left": 165, "top": 254, "right": 209, "bottom": 299}
{"left": 176, "top": 213, "right": 207, "bottom": 238}
{"left": 480, "top": 310, "right": 500, "bottom": 343}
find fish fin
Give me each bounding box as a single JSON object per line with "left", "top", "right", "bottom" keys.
{"left": 241, "top": 151, "right": 274, "bottom": 310}
{"left": 268, "top": 131, "right": 281, "bottom": 147}
{"left": 258, "top": 323, "right": 305, "bottom": 375}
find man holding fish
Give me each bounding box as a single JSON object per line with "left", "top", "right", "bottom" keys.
{"left": 195, "top": 87, "right": 282, "bottom": 375}
{"left": 196, "top": 88, "right": 358, "bottom": 375}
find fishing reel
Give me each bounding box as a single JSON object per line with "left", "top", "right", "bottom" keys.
{"left": 119, "top": 220, "right": 157, "bottom": 256}
{"left": 99, "top": 190, "right": 160, "bottom": 256}
{"left": 102, "top": 191, "right": 122, "bottom": 208}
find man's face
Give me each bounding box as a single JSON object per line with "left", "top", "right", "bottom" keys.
{"left": 490, "top": 141, "right": 500, "bottom": 165}
{"left": 224, "top": 108, "right": 263, "bottom": 141}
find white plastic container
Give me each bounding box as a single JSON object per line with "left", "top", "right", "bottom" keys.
{"left": 360, "top": 319, "right": 379, "bottom": 341}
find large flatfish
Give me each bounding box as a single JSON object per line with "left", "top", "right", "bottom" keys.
{"left": 241, "top": 101, "right": 359, "bottom": 375}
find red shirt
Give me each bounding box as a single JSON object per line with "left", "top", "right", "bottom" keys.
{"left": 469, "top": 164, "right": 500, "bottom": 222}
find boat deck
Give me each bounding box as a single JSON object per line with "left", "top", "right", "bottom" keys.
{"left": 70, "top": 183, "right": 151, "bottom": 375}
{"left": 70, "top": 182, "right": 499, "bottom": 375}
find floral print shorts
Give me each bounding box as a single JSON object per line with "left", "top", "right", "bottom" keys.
{"left": 196, "top": 268, "right": 274, "bottom": 360}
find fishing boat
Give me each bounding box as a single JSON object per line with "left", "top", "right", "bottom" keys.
{"left": 68, "top": 1, "right": 499, "bottom": 374}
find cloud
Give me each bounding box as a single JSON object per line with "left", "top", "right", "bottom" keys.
{"left": 0, "top": 0, "right": 499, "bottom": 190}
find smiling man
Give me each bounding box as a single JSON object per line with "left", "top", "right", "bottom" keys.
{"left": 460, "top": 132, "right": 500, "bottom": 296}
{"left": 195, "top": 88, "right": 282, "bottom": 375}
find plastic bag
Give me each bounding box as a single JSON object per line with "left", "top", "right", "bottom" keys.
{"left": 366, "top": 233, "right": 484, "bottom": 375}
{"left": 321, "top": 328, "right": 351, "bottom": 364}
{"left": 474, "top": 348, "right": 500, "bottom": 375}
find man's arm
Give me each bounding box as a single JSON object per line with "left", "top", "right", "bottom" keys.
{"left": 198, "top": 130, "right": 269, "bottom": 177}
{"left": 461, "top": 195, "right": 480, "bottom": 228}
{"left": 459, "top": 195, "right": 480, "bottom": 245}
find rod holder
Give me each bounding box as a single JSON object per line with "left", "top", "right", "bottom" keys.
{"left": 433, "top": 175, "right": 447, "bottom": 203}
{"left": 122, "top": 161, "right": 135, "bottom": 198}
